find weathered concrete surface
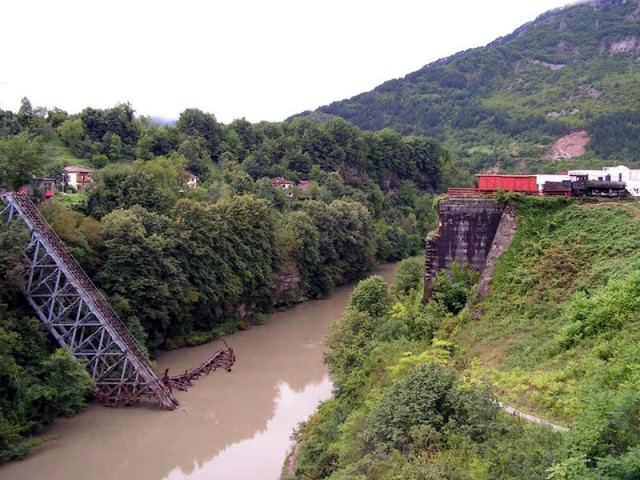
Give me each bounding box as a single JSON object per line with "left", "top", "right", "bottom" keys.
{"left": 477, "top": 203, "right": 517, "bottom": 299}
{"left": 424, "top": 198, "right": 505, "bottom": 302}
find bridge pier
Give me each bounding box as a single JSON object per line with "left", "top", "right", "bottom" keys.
{"left": 424, "top": 197, "right": 511, "bottom": 303}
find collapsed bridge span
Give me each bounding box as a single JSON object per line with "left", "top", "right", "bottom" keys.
{"left": 0, "top": 192, "right": 235, "bottom": 409}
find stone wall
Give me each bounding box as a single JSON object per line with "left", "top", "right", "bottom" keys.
{"left": 424, "top": 198, "right": 508, "bottom": 302}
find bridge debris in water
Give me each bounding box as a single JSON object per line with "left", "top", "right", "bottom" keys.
{"left": 163, "top": 341, "right": 236, "bottom": 392}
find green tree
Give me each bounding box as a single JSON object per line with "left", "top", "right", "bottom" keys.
{"left": 277, "top": 211, "right": 321, "bottom": 294}
{"left": 16, "top": 97, "right": 34, "bottom": 131}
{"left": 0, "top": 135, "right": 44, "bottom": 190}
{"left": 57, "top": 118, "right": 85, "bottom": 157}
{"left": 40, "top": 349, "right": 93, "bottom": 417}
{"left": 391, "top": 257, "right": 424, "bottom": 296}
{"left": 364, "top": 363, "right": 497, "bottom": 452}
{"left": 97, "top": 206, "right": 191, "bottom": 349}
{"left": 176, "top": 108, "right": 222, "bottom": 159}
{"left": 347, "top": 275, "right": 390, "bottom": 318}
{"left": 231, "top": 170, "right": 254, "bottom": 195}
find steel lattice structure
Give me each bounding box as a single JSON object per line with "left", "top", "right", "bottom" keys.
{"left": 0, "top": 192, "right": 179, "bottom": 409}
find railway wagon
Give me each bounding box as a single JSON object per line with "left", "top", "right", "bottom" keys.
{"left": 476, "top": 175, "right": 538, "bottom": 193}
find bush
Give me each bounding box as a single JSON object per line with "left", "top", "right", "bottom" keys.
{"left": 391, "top": 257, "right": 424, "bottom": 297}
{"left": 347, "top": 275, "right": 390, "bottom": 318}
{"left": 363, "top": 362, "right": 498, "bottom": 452}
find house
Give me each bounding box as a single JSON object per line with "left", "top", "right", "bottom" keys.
{"left": 271, "top": 176, "right": 294, "bottom": 197}
{"left": 297, "top": 180, "right": 310, "bottom": 191}
{"left": 179, "top": 172, "right": 198, "bottom": 192}
{"left": 18, "top": 176, "right": 56, "bottom": 200}
{"left": 64, "top": 166, "right": 93, "bottom": 190}
{"left": 186, "top": 173, "right": 198, "bottom": 189}
{"left": 35, "top": 177, "right": 56, "bottom": 198}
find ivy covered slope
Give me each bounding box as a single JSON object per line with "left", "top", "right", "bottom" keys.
{"left": 293, "top": 198, "right": 640, "bottom": 480}
{"left": 457, "top": 196, "right": 640, "bottom": 477}
{"left": 295, "top": 0, "right": 640, "bottom": 174}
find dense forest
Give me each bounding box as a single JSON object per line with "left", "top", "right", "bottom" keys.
{"left": 0, "top": 97, "right": 453, "bottom": 461}
{"left": 293, "top": 0, "right": 640, "bottom": 174}
{"left": 292, "top": 196, "right": 640, "bottom": 479}
{"left": 3, "top": 0, "right": 640, "bottom": 470}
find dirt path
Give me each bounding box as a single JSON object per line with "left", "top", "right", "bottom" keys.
{"left": 498, "top": 402, "right": 569, "bottom": 432}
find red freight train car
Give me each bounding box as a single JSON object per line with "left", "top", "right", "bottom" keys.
{"left": 476, "top": 175, "right": 538, "bottom": 193}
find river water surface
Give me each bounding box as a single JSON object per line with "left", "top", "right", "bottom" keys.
{"left": 0, "top": 263, "right": 397, "bottom": 480}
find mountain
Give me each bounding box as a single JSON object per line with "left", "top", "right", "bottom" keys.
{"left": 292, "top": 0, "right": 640, "bottom": 174}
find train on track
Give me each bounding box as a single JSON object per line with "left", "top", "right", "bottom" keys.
{"left": 448, "top": 174, "right": 629, "bottom": 198}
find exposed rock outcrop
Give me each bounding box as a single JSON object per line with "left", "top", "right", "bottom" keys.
{"left": 546, "top": 130, "right": 590, "bottom": 159}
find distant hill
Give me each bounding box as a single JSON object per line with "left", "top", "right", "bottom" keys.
{"left": 292, "top": 0, "right": 640, "bottom": 174}
{"left": 150, "top": 116, "right": 175, "bottom": 126}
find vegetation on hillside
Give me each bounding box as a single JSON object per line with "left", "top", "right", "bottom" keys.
{"left": 292, "top": 198, "right": 640, "bottom": 479}
{"left": 294, "top": 0, "right": 640, "bottom": 174}
{"left": 0, "top": 97, "right": 449, "bottom": 459}
{"left": 293, "top": 258, "right": 562, "bottom": 479}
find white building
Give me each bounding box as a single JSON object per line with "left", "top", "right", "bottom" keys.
{"left": 568, "top": 165, "right": 640, "bottom": 196}
{"left": 186, "top": 173, "right": 198, "bottom": 189}
{"left": 536, "top": 174, "right": 571, "bottom": 192}
{"left": 63, "top": 166, "right": 92, "bottom": 190}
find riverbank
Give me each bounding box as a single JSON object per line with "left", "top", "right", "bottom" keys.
{"left": 0, "top": 263, "right": 398, "bottom": 480}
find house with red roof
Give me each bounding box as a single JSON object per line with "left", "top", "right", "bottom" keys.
{"left": 271, "top": 176, "right": 294, "bottom": 197}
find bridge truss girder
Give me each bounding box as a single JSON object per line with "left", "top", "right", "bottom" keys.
{"left": 0, "top": 193, "right": 178, "bottom": 409}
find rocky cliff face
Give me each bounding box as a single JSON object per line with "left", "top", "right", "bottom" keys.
{"left": 270, "top": 262, "right": 305, "bottom": 307}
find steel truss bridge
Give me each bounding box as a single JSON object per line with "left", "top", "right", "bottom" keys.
{"left": 0, "top": 192, "right": 181, "bottom": 409}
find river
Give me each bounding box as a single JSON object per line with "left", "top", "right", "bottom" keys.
{"left": 0, "top": 263, "right": 397, "bottom": 480}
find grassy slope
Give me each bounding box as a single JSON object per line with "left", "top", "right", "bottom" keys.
{"left": 44, "top": 137, "right": 87, "bottom": 167}
{"left": 455, "top": 197, "right": 640, "bottom": 424}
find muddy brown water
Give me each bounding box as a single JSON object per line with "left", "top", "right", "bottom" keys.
{"left": 0, "top": 263, "right": 398, "bottom": 480}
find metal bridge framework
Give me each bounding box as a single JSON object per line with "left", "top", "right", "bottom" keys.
{"left": 0, "top": 192, "right": 179, "bottom": 409}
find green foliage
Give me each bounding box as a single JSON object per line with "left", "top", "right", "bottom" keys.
{"left": 0, "top": 223, "right": 28, "bottom": 310}
{"left": 97, "top": 206, "right": 192, "bottom": 350}
{"left": 347, "top": 276, "right": 390, "bottom": 318}
{"left": 296, "top": 262, "right": 563, "bottom": 479}
{"left": 176, "top": 108, "right": 222, "bottom": 160}
{"left": 558, "top": 272, "right": 640, "bottom": 348}
{"left": 57, "top": 118, "right": 85, "bottom": 157}
{"left": 364, "top": 363, "right": 498, "bottom": 451}
{"left": 390, "top": 257, "right": 423, "bottom": 297}
{"left": 0, "top": 135, "right": 44, "bottom": 190}
{"left": 39, "top": 349, "right": 93, "bottom": 417}
{"left": 293, "top": 1, "right": 640, "bottom": 174}
{"left": 0, "top": 315, "right": 92, "bottom": 463}
{"left": 276, "top": 211, "right": 321, "bottom": 294}
{"left": 38, "top": 201, "right": 102, "bottom": 274}
{"left": 78, "top": 103, "right": 139, "bottom": 159}
{"left": 431, "top": 261, "right": 479, "bottom": 314}
{"left": 86, "top": 158, "right": 182, "bottom": 218}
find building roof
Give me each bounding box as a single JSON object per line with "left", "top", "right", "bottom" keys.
{"left": 64, "top": 166, "right": 92, "bottom": 173}
{"left": 271, "top": 176, "right": 294, "bottom": 185}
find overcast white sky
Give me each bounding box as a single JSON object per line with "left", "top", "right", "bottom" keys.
{"left": 1, "top": 0, "right": 578, "bottom": 124}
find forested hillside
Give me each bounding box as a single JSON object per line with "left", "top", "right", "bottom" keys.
{"left": 0, "top": 97, "right": 452, "bottom": 460}
{"left": 292, "top": 197, "right": 640, "bottom": 479}
{"left": 294, "top": 0, "right": 640, "bottom": 175}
